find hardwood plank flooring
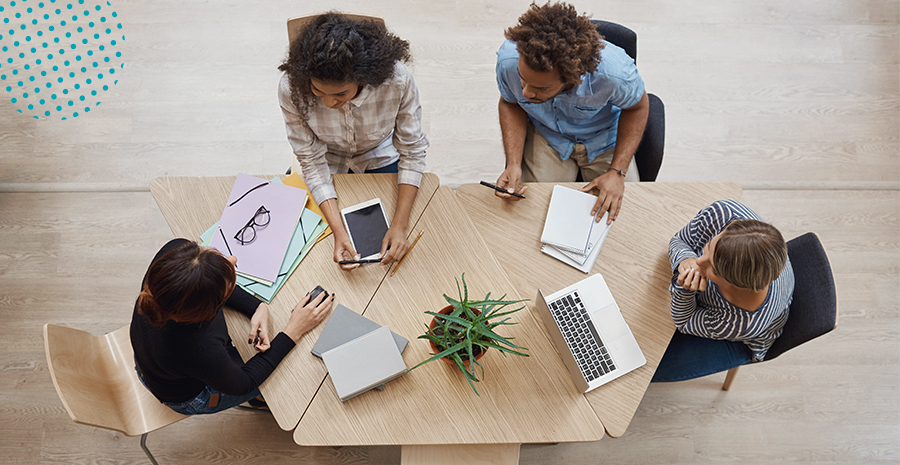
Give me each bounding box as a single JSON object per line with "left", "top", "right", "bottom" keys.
{"left": 0, "top": 0, "right": 897, "bottom": 463}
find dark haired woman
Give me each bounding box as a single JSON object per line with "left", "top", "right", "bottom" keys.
{"left": 130, "top": 238, "right": 333, "bottom": 414}
{"left": 278, "top": 13, "right": 429, "bottom": 270}
{"left": 652, "top": 200, "right": 795, "bottom": 382}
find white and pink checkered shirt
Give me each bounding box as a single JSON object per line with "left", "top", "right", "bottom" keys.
{"left": 278, "top": 61, "right": 429, "bottom": 205}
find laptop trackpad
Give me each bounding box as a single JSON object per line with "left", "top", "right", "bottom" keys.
{"left": 594, "top": 303, "right": 630, "bottom": 341}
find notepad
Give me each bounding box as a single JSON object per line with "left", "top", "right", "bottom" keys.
{"left": 321, "top": 326, "right": 407, "bottom": 402}
{"left": 540, "top": 185, "right": 605, "bottom": 255}
{"left": 540, "top": 185, "right": 613, "bottom": 272}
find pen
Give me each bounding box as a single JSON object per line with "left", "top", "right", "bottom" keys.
{"left": 480, "top": 180, "right": 526, "bottom": 199}
{"left": 338, "top": 258, "right": 383, "bottom": 265}
{"left": 391, "top": 230, "right": 424, "bottom": 276}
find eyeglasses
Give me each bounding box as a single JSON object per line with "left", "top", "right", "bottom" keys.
{"left": 234, "top": 206, "right": 270, "bottom": 245}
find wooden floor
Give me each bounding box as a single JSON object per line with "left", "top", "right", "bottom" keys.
{"left": 1, "top": 0, "right": 897, "bottom": 463}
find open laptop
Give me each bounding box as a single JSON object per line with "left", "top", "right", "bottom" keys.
{"left": 535, "top": 274, "right": 646, "bottom": 393}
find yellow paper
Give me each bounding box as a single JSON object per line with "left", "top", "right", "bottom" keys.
{"left": 283, "top": 172, "right": 333, "bottom": 242}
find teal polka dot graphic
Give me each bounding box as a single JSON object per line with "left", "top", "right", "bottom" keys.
{"left": 0, "top": 0, "right": 123, "bottom": 120}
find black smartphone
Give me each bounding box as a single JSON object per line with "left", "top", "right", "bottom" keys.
{"left": 308, "top": 285, "right": 329, "bottom": 302}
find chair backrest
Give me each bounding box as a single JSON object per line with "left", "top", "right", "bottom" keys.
{"left": 590, "top": 19, "right": 637, "bottom": 64}
{"left": 287, "top": 13, "right": 386, "bottom": 45}
{"left": 766, "top": 232, "right": 838, "bottom": 360}
{"left": 44, "top": 324, "right": 186, "bottom": 437}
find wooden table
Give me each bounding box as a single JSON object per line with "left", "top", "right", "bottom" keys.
{"left": 149, "top": 174, "right": 740, "bottom": 463}
{"left": 293, "top": 186, "right": 605, "bottom": 458}
{"left": 456, "top": 181, "right": 743, "bottom": 438}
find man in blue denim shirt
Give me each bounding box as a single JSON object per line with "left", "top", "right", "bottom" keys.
{"left": 494, "top": 2, "right": 648, "bottom": 224}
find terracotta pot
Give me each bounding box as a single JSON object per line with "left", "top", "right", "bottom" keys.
{"left": 428, "top": 304, "right": 488, "bottom": 366}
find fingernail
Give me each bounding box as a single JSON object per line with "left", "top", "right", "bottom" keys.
{"left": 248, "top": 338, "right": 252, "bottom": 344}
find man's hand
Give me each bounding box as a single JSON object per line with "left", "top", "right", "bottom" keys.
{"left": 580, "top": 170, "right": 625, "bottom": 224}
{"left": 379, "top": 225, "right": 409, "bottom": 265}
{"left": 495, "top": 165, "right": 528, "bottom": 200}
{"left": 248, "top": 303, "right": 271, "bottom": 352}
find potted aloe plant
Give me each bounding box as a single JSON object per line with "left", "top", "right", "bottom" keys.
{"left": 407, "top": 273, "right": 529, "bottom": 395}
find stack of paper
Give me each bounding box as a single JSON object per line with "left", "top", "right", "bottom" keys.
{"left": 201, "top": 173, "right": 332, "bottom": 302}
{"left": 540, "top": 185, "right": 613, "bottom": 273}
{"left": 314, "top": 304, "right": 409, "bottom": 400}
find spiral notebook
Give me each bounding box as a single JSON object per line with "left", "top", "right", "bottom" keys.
{"left": 540, "top": 185, "right": 612, "bottom": 272}
{"left": 540, "top": 185, "right": 606, "bottom": 255}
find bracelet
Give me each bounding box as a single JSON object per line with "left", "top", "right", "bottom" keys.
{"left": 608, "top": 167, "right": 626, "bottom": 177}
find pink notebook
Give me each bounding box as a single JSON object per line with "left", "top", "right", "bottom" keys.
{"left": 209, "top": 174, "right": 307, "bottom": 284}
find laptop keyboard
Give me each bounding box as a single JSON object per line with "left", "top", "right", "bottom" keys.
{"left": 549, "top": 291, "right": 616, "bottom": 382}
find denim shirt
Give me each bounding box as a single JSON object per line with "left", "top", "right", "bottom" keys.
{"left": 495, "top": 39, "right": 645, "bottom": 161}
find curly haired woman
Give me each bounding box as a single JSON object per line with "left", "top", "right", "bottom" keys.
{"left": 494, "top": 2, "right": 648, "bottom": 226}
{"left": 278, "top": 13, "right": 429, "bottom": 270}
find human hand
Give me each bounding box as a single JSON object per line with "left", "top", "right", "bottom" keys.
{"left": 678, "top": 257, "right": 700, "bottom": 275}
{"left": 580, "top": 171, "right": 625, "bottom": 224}
{"left": 248, "top": 303, "right": 271, "bottom": 352}
{"left": 677, "top": 267, "right": 707, "bottom": 292}
{"left": 379, "top": 225, "right": 409, "bottom": 265}
{"left": 332, "top": 231, "right": 360, "bottom": 270}
{"left": 495, "top": 166, "right": 528, "bottom": 201}
{"left": 284, "top": 291, "right": 334, "bottom": 343}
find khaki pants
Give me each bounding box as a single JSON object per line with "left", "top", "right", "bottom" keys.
{"left": 521, "top": 122, "right": 640, "bottom": 183}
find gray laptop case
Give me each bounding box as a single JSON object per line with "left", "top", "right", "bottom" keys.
{"left": 311, "top": 304, "right": 408, "bottom": 358}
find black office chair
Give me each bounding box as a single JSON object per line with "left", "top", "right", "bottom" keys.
{"left": 591, "top": 20, "right": 665, "bottom": 182}
{"left": 720, "top": 232, "right": 839, "bottom": 390}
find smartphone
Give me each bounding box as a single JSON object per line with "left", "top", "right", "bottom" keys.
{"left": 309, "top": 285, "right": 329, "bottom": 302}
{"left": 340, "top": 198, "right": 390, "bottom": 260}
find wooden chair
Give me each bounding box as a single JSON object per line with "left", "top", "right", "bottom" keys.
{"left": 284, "top": 12, "right": 386, "bottom": 177}
{"left": 590, "top": 20, "right": 665, "bottom": 182}
{"left": 722, "top": 232, "right": 838, "bottom": 390}
{"left": 287, "top": 12, "right": 385, "bottom": 45}
{"left": 44, "top": 324, "right": 187, "bottom": 465}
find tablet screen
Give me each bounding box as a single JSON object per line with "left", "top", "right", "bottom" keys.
{"left": 343, "top": 202, "right": 390, "bottom": 259}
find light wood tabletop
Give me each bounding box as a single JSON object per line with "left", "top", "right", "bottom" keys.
{"left": 292, "top": 186, "right": 605, "bottom": 447}
{"left": 455, "top": 181, "right": 743, "bottom": 438}
{"left": 149, "top": 173, "right": 440, "bottom": 431}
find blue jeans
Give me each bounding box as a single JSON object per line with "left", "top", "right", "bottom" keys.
{"left": 365, "top": 160, "right": 399, "bottom": 174}
{"left": 137, "top": 346, "right": 261, "bottom": 415}
{"left": 651, "top": 331, "right": 753, "bottom": 382}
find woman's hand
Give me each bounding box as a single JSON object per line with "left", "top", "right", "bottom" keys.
{"left": 379, "top": 225, "right": 409, "bottom": 265}
{"left": 283, "top": 290, "right": 334, "bottom": 343}
{"left": 248, "top": 303, "right": 271, "bottom": 352}
{"left": 678, "top": 257, "right": 700, "bottom": 275}
{"left": 333, "top": 231, "right": 360, "bottom": 270}
{"left": 677, "top": 267, "right": 707, "bottom": 292}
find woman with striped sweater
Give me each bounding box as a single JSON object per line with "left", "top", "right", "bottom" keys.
{"left": 653, "top": 200, "right": 794, "bottom": 382}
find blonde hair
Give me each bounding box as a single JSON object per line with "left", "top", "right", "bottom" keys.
{"left": 713, "top": 219, "right": 787, "bottom": 291}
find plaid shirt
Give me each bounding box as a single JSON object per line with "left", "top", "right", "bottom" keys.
{"left": 278, "top": 62, "right": 429, "bottom": 205}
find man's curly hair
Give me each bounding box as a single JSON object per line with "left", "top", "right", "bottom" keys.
{"left": 505, "top": 2, "right": 603, "bottom": 86}
{"left": 279, "top": 13, "right": 411, "bottom": 121}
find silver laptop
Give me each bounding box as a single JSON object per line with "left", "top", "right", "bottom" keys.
{"left": 535, "top": 274, "right": 646, "bottom": 393}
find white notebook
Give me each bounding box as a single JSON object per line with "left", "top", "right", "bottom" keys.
{"left": 540, "top": 185, "right": 605, "bottom": 255}
{"left": 541, "top": 217, "right": 610, "bottom": 273}
{"left": 321, "top": 325, "right": 407, "bottom": 402}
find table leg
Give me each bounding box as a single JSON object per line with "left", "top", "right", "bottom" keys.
{"left": 401, "top": 444, "right": 520, "bottom": 465}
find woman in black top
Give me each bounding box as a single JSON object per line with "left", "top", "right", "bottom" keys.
{"left": 130, "top": 238, "right": 332, "bottom": 415}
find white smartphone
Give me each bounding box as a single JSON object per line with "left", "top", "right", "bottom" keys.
{"left": 340, "top": 198, "right": 391, "bottom": 260}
